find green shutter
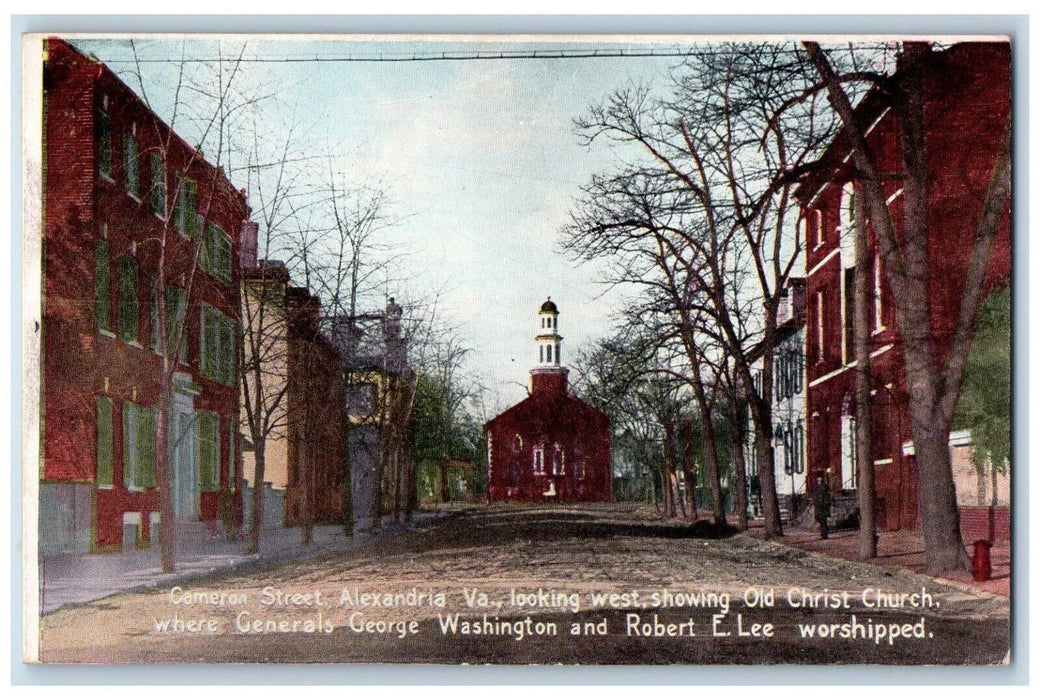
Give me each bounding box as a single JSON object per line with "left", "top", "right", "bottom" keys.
{"left": 201, "top": 223, "right": 214, "bottom": 275}
{"left": 220, "top": 230, "right": 232, "bottom": 283}
{"left": 150, "top": 154, "right": 165, "bottom": 218}
{"left": 122, "top": 402, "right": 135, "bottom": 488}
{"left": 137, "top": 406, "right": 157, "bottom": 489}
{"left": 96, "top": 397, "right": 113, "bottom": 486}
{"left": 166, "top": 286, "right": 187, "bottom": 362}
{"left": 199, "top": 306, "right": 209, "bottom": 377}
{"left": 118, "top": 255, "right": 139, "bottom": 342}
{"left": 98, "top": 108, "right": 111, "bottom": 177}
{"left": 176, "top": 176, "right": 198, "bottom": 237}
{"left": 207, "top": 308, "right": 220, "bottom": 380}
{"left": 185, "top": 179, "right": 199, "bottom": 238}
{"left": 227, "top": 420, "right": 235, "bottom": 491}
{"left": 95, "top": 241, "right": 110, "bottom": 332}
{"left": 197, "top": 411, "right": 219, "bottom": 492}
{"left": 150, "top": 286, "right": 160, "bottom": 352}
{"left": 221, "top": 316, "right": 236, "bottom": 385}
{"left": 124, "top": 129, "right": 139, "bottom": 197}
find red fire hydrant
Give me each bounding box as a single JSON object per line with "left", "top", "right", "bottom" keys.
{"left": 972, "top": 539, "right": 992, "bottom": 582}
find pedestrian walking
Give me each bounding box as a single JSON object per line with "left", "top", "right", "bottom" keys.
{"left": 813, "top": 473, "right": 832, "bottom": 539}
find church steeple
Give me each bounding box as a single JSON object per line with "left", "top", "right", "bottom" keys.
{"left": 531, "top": 297, "right": 568, "bottom": 395}
{"left": 535, "top": 297, "right": 563, "bottom": 369}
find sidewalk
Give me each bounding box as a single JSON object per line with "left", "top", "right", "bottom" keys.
{"left": 747, "top": 521, "right": 1010, "bottom": 598}
{"left": 37, "top": 511, "right": 451, "bottom": 614}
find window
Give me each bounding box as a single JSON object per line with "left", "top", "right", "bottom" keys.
{"left": 575, "top": 461, "right": 585, "bottom": 481}
{"left": 96, "top": 396, "right": 114, "bottom": 487}
{"left": 175, "top": 176, "right": 199, "bottom": 238}
{"left": 124, "top": 125, "right": 139, "bottom": 198}
{"left": 814, "top": 291, "right": 825, "bottom": 364}
{"left": 551, "top": 445, "right": 564, "bottom": 475}
{"left": 168, "top": 286, "right": 188, "bottom": 362}
{"left": 776, "top": 424, "right": 789, "bottom": 475}
{"left": 555, "top": 343, "right": 561, "bottom": 363}
{"left": 840, "top": 182, "right": 856, "bottom": 233}
{"left": 202, "top": 222, "right": 232, "bottom": 283}
{"left": 150, "top": 154, "right": 166, "bottom": 218}
{"left": 97, "top": 98, "right": 112, "bottom": 179}
{"left": 153, "top": 286, "right": 188, "bottom": 361}
{"left": 196, "top": 410, "right": 220, "bottom": 493}
{"left": 842, "top": 268, "right": 856, "bottom": 365}
{"left": 95, "top": 240, "right": 111, "bottom": 333}
{"left": 793, "top": 348, "right": 803, "bottom": 394}
{"left": 539, "top": 345, "right": 544, "bottom": 363}
{"left": 792, "top": 423, "right": 805, "bottom": 474}
{"left": 122, "top": 402, "right": 156, "bottom": 490}
{"left": 200, "top": 305, "right": 236, "bottom": 385}
{"left": 812, "top": 209, "right": 824, "bottom": 248}
{"left": 118, "top": 255, "right": 139, "bottom": 343}
{"left": 546, "top": 344, "right": 552, "bottom": 363}
{"left": 533, "top": 447, "right": 545, "bottom": 475}
{"left": 874, "top": 251, "right": 886, "bottom": 333}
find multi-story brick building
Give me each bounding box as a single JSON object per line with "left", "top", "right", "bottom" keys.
{"left": 40, "top": 38, "right": 250, "bottom": 553}
{"left": 798, "top": 42, "right": 1011, "bottom": 539}
{"left": 485, "top": 299, "right": 612, "bottom": 503}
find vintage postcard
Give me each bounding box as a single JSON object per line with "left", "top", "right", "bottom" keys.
{"left": 23, "top": 32, "right": 1013, "bottom": 666}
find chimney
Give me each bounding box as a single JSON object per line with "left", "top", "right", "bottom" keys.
{"left": 383, "top": 297, "right": 406, "bottom": 372}
{"left": 790, "top": 277, "right": 807, "bottom": 321}
{"left": 239, "top": 221, "right": 259, "bottom": 271}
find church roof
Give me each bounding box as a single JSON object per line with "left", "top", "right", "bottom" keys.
{"left": 485, "top": 389, "right": 609, "bottom": 433}
{"left": 539, "top": 297, "right": 558, "bottom": 314}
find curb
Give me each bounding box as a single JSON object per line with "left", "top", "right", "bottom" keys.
{"left": 42, "top": 510, "right": 460, "bottom": 615}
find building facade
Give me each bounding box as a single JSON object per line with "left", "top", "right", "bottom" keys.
{"left": 331, "top": 299, "right": 415, "bottom": 533}
{"left": 283, "top": 288, "right": 348, "bottom": 527}
{"left": 746, "top": 280, "right": 808, "bottom": 520}
{"left": 799, "top": 42, "right": 1011, "bottom": 539}
{"left": 485, "top": 299, "right": 612, "bottom": 502}
{"left": 41, "top": 38, "right": 249, "bottom": 553}
{"left": 239, "top": 252, "right": 349, "bottom": 531}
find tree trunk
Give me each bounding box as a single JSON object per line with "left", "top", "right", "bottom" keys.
{"left": 803, "top": 40, "right": 1009, "bottom": 572}
{"left": 156, "top": 372, "right": 176, "bottom": 573}
{"left": 751, "top": 372, "right": 783, "bottom": 538}
{"left": 661, "top": 437, "right": 675, "bottom": 518}
{"left": 729, "top": 407, "right": 749, "bottom": 532}
{"left": 853, "top": 183, "right": 877, "bottom": 559}
{"left": 686, "top": 352, "right": 726, "bottom": 526}
{"left": 246, "top": 440, "right": 267, "bottom": 555}
{"left": 680, "top": 426, "right": 700, "bottom": 521}
{"left": 300, "top": 429, "right": 313, "bottom": 546}
{"left": 663, "top": 419, "right": 686, "bottom": 518}
{"left": 909, "top": 406, "right": 967, "bottom": 571}
{"left": 341, "top": 427, "right": 354, "bottom": 537}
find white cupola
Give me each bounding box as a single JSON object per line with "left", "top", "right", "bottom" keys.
{"left": 535, "top": 297, "right": 563, "bottom": 369}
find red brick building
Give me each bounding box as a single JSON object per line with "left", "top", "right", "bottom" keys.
{"left": 485, "top": 299, "right": 611, "bottom": 502}
{"left": 799, "top": 42, "right": 1011, "bottom": 539}
{"left": 40, "top": 38, "right": 250, "bottom": 553}
{"left": 283, "top": 287, "right": 348, "bottom": 526}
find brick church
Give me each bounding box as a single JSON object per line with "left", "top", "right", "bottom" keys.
{"left": 485, "top": 299, "right": 612, "bottom": 502}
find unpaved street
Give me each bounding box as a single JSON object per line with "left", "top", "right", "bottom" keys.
{"left": 39, "top": 504, "right": 1009, "bottom": 664}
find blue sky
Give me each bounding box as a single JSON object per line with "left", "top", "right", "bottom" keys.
{"left": 69, "top": 36, "right": 697, "bottom": 413}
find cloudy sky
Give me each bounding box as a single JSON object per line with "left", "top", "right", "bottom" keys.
{"left": 70, "top": 36, "right": 693, "bottom": 413}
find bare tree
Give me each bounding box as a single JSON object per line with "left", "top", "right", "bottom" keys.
{"left": 804, "top": 41, "right": 1012, "bottom": 572}
{"left": 565, "top": 44, "right": 847, "bottom": 538}
{"left": 121, "top": 39, "right": 256, "bottom": 572}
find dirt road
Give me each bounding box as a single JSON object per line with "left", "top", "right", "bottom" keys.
{"left": 39, "top": 503, "right": 1009, "bottom": 664}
